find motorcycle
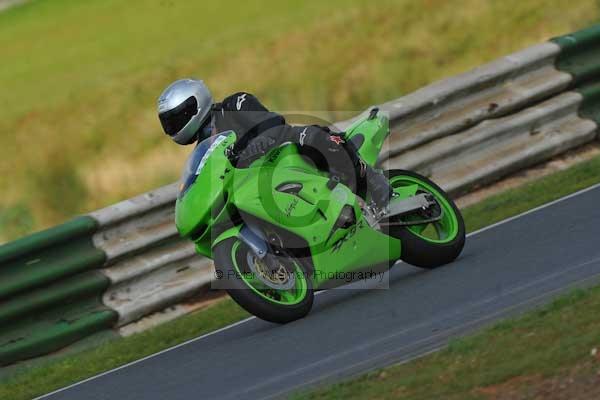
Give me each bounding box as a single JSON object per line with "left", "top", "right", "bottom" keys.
{"left": 175, "top": 108, "right": 465, "bottom": 323}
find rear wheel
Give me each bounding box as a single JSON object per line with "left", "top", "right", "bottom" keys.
{"left": 213, "top": 238, "right": 314, "bottom": 323}
{"left": 384, "top": 170, "right": 465, "bottom": 268}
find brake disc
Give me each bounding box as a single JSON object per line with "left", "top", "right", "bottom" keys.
{"left": 246, "top": 252, "right": 296, "bottom": 291}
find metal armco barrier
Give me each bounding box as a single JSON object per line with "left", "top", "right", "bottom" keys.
{"left": 0, "top": 217, "right": 116, "bottom": 365}
{"left": 2, "top": 24, "right": 600, "bottom": 365}
{"left": 89, "top": 184, "right": 214, "bottom": 328}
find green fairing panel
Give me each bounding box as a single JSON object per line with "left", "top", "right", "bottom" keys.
{"left": 231, "top": 145, "right": 401, "bottom": 288}
{"left": 177, "top": 117, "right": 401, "bottom": 290}
{"left": 208, "top": 225, "right": 243, "bottom": 256}
{"left": 309, "top": 223, "right": 400, "bottom": 288}
{"left": 175, "top": 133, "right": 237, "bottom": 238}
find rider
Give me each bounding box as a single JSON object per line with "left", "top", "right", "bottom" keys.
{"left": 157, "top": 78, "right": 392, "bottom": 209}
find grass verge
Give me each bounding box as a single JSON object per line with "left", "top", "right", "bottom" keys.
{"left": 2, "top": 153, "right": 600, "bottom": 399}
{"left": 0, "top": 300, "right": 249, "bottom": 399}
{"left": 291, "top": 156, "right": 600, "bottom": 399}
{"left": 462, "top": 152, "right": 600, "bottom": 233}
{"left": 292, "top": 287, "right": 600, "bottom": 400}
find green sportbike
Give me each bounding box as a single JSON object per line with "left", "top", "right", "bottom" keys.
{"left": 175, "top": 108, "right": 465, "bottom": 323}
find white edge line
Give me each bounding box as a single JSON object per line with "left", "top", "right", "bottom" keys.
{"left": 266, "top": 270, "right": 600, "bottom": 400}
{"left": 34, "top": 180, "right": 600, "bottom": 399}
{"left": 33, "top": 317, "right": 256, "bottom": 400}
{"left": 466, "top": 181, "right": 600, "bottom": 237}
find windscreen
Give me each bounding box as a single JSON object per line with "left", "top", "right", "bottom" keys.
{"left": 179, "top": 133, "right": 229, "bottom": 198}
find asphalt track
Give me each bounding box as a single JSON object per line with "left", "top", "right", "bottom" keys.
{"left": 39, "top": 183, "right": 600, "bottom": 400}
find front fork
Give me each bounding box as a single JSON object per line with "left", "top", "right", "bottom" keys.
{"left": 213, "top": 224, "right": 268, "bottom": 259}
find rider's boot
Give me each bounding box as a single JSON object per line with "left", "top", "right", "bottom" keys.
{"left": 317, "top": 130, "right": 393, "bottom": 211}
{"left": 364, "top": 165, "right": 394, "bottom": 211}
{"left": 282, "top": 125, "right": 394, "bottom": 210}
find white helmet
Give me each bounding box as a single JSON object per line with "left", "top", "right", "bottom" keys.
{"left": 157, "top": 79, "right": 213, "bottom": 145}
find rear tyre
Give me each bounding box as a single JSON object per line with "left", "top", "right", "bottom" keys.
{"left": 384, "top": 169, "right": 465, "bottom": 269}
{"left": 213, "top": 238, "right": 314, "bottom": 323}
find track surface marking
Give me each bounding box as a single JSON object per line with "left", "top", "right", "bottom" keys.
{"left": 39, "top": 183, "right": 600, "bottom": 400}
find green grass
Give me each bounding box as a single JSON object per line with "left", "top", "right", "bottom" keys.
{"left": 463, "top": 153, "right": 600, "bottom": 233}
{"left": 3, "top": 145, "right": 600, "bottom": 400}
{"left": 292, "top": 287, "right": 600, "bottom": 400}
{"left": 0, "top": 0, "right": 597, "bottom": 242}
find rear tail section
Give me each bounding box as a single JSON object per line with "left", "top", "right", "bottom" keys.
{"left": 344, "top": 108, "right": 390, "bottom": 166}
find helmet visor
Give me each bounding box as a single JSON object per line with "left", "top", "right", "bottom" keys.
{"left": 159, "top": 96, "right": 198, "bottom": 136}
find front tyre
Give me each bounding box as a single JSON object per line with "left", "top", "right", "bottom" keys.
{"left": 384, "top": 170, "right": 465, "bottom": 269}
{"left": 213, "top": 238, "right": 314, "bottom": 323}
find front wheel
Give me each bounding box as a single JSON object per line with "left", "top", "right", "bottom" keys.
{"left": 213, "top": 238, "right": 314, "bottom": 323}
{"left": 384, "top": 169, "right": 465, "bottom": 269}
